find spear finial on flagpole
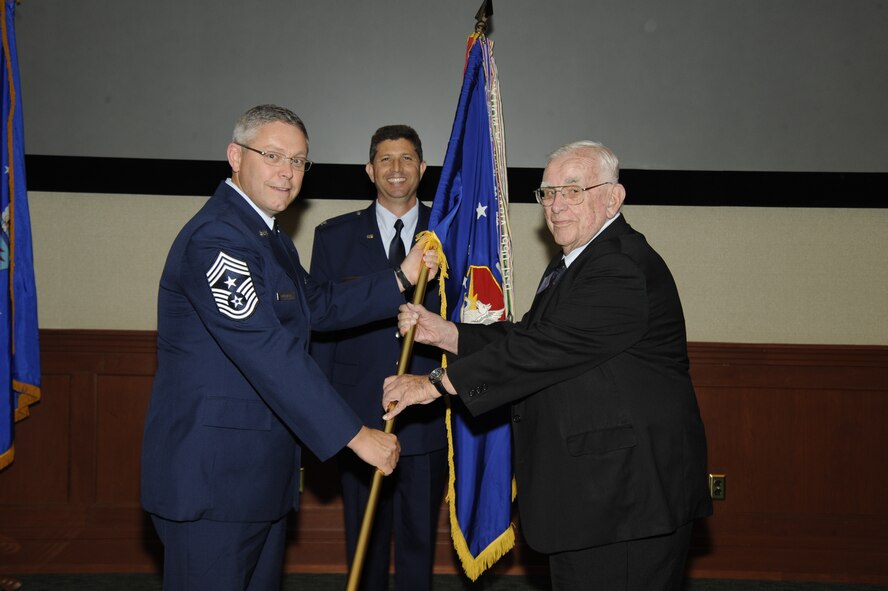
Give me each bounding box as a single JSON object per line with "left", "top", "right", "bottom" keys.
{"left": 474, "top": 0, "right": 493, "bottom": 35}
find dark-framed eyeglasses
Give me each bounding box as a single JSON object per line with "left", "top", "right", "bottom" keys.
{"left": 533, "top": 182, "right": 614, "bottom": 207}
{"left": 236, "top": 143, "right": 313, "bottom": 172}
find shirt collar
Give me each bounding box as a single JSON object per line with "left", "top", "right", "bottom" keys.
{"left": 564, "top": 212, "right": 621, "bottom": 267}
{"left": 375, "top": 199, "right": 420, "bottom": 246}
{"left": 226, "top": 178, "right": 275, "bottom": 230}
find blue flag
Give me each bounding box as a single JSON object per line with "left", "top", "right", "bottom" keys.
{"left": 1, "top": 0, "right": 41, "bottom": 471}
{"left": 426, "top": 34, "right": 515, "bottom": 580}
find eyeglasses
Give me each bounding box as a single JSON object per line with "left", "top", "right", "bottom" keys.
{"left": 533, "top": 182, "right": 613, "bottom": 207}
{"left": 236, "top": 143, "right": 313, "bottom": 172}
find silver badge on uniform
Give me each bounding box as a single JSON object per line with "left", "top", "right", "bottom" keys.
{"left": 206, "top": 251, "right": 258, "bottom": 320}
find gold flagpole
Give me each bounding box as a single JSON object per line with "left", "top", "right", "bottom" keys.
{"left": 346, "top": 7, "right": 490, "bottom": 588}
{"left": 346, "top": 265, "right": 430, "bottom": 591}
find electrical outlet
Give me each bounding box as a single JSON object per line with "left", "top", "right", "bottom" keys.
{"left": 709, "top": 473, "right": 726, "bottom": 500}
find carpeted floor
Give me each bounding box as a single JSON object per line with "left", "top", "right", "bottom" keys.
{"left": 3, "top": 574, "right": 888, "bottom": 591}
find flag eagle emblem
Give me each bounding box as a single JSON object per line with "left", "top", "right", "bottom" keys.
{"left": 206, "top": 251, "right": 258, "bottom": 320}
{"left": 461, "top": 266, "right": 506, "bottom": 325}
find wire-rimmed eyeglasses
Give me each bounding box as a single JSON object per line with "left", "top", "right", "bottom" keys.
{"left": 533, "top": 182, "right": 613, "bottom": 207}
{"left": 236, "top": 142, "right": 313, "bottom": 172}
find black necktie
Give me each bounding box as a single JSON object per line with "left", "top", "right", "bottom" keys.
{"left": 388, "top": 219, "right": 406, "bottom": 267}
{"left": 536, "top": 259, "right": 566, "bottom": 294}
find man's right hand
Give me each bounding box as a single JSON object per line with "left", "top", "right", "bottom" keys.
{"left": 346, "top": 426, "right": 400, "bottom": 475}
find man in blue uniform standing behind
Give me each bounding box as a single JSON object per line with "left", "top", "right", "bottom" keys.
{"left": 310, "top": 125, "right": 447, "bottom": 591}
{"left": 141, "top": 106, "right": 436, "bottom": 591}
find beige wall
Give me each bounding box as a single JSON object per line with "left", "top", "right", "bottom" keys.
{"left": 29, "top": 191, "right": 888, "bottom": 345}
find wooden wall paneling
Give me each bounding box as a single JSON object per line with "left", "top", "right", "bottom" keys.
{"left": 686, "top": 343, "right": 888, "bottom": 583}
{"left": 95, "top": 375, "right": 154, "bottom": 504}
{"left": 1, "top": 332, "right": 886, "bottom": 583}
{"left": 0, "top": 331, "right": 163, "bottom": 573}
{"left": 282, "top": 453, "right": 348, "bottom": 572}
{"left": 69, "top": 369, "right": 97, "bottom": 507}
{"left": 0, "top": 373, "right": 71, "bottom": 506}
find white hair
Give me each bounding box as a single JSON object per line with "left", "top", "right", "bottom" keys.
{"left": 547, "top": 141, "right": 620, "bottom": 181}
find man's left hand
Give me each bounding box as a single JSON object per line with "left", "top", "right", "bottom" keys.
{"left": 382, "top": 374, "right": 440, "bottom": 421}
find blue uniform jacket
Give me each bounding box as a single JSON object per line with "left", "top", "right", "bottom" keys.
{"left": 310, "top": 202, "right": 446, "bottom": 455}
{"left": 141, "top": 182, "right": 405, "bottom": 523}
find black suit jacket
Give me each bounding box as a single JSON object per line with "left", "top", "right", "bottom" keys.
{"left": 447, "top": 215, "right": 712, "bottom": 553}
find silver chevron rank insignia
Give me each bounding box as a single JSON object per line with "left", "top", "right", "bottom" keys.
{"left": 206, "top": 251, "right": 258, "bottom": 320}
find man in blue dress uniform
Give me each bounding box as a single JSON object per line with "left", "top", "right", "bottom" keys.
{"left": 310, "top": 125, "right": 446, "bottom": 591}
{"left": 141, "top": 106, "right": 436, "bottom": 591}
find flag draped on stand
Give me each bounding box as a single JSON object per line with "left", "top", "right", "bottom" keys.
{"left": 1, "top": 0, "right": 40, "bottom": 471}
{"left": 422, "top": 32, "right": 515, "bottom": 580}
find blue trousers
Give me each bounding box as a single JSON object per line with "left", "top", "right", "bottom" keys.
{"left": 340, "top": 448, "right": 447, "bottom": 591}
{"left": 151, "top": 514, "right": 288, "bottom": 591}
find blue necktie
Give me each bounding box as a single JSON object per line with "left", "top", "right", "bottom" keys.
{"left": 536, "top": 259, "right": 566, "bottom": 294}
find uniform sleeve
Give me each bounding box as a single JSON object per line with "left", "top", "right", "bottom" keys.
{"left": 295, "top": 235, "right": 403, "bottom": 333}
{"left": 308, "top": 225, "right": 336, "bottom": 378}
{"left": 178, "top": 220, "right": 362, "bottom": 461}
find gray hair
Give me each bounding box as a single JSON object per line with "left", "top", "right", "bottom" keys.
{"left": 232, "top": 104, "right": 309, "bottom": 145}
{"left": 547, "top": 141, "right": 620, "bottom": 182}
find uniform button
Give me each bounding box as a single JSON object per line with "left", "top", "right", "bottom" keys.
{"left": 512, "top": 414, "right": 521, "bottom": 423}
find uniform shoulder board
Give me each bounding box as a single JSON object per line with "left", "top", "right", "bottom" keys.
{"left": 317, "top": 209, "right": 363, "bottom": 232}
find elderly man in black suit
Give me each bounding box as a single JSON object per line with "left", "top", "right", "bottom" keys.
{"left": 382, "top": 140, "right": 712, "bottom": 591}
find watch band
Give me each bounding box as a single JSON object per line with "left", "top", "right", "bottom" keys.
{"left": 428, "top": 367, "right": 449, "bottom": 397}
{"left": 395, "top": 266, "right": 414, "bottom": 291}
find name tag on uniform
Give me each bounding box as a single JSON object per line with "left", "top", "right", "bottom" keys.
{"left": 276, "top": 291, "right": 297, "bottom": 301}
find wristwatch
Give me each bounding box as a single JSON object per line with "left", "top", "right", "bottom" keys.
{"left": 428, "top": 367, "right": 449, "bottom": 397}
{"left": 395, "top": 266, "right": 414, "bottom": 291}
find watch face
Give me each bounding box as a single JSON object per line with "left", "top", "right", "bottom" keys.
{"left": 429, "top": 367, "right": 444, "bottom": 383}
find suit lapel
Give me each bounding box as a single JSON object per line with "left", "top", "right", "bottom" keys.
{"left": 358, "top": 202, "right": 390, "bottom": 269}
{"left": 272, "top": 228, "right": 312, "bottom": 320}
{"left": 418, "top": 202, "right": 431, "bottom": 233}
{"left": 526, "top": 216, "right": 633, "bottom": 322}
{"left": 359, "top": 200, "right": 431, "bottom": 267}
{"left": 219, "top": 183, "right": 312, "bottom": 320}
{"left": 527, "top": 255, "right": 565, "bottom": 321}
{"left": 347, "top": 201, "right": 433, "bottom": 276}
{"left": 270, "top": 226, "right": 299, "bottom": 283}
